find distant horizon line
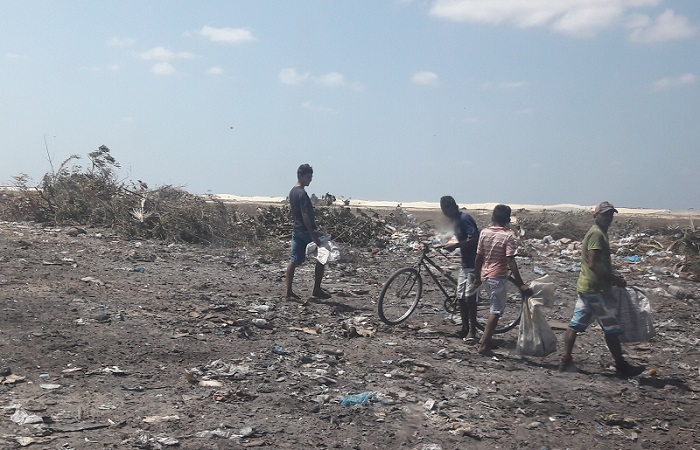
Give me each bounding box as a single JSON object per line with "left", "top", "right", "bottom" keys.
{"left": 0, "top": 186, "right": 694, "bottom": 216}
{"left": 211, "top": 194, "right": 697, "bottom": 216}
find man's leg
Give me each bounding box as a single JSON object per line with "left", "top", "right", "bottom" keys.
{"left": 478, "top": 278, "right": 506, "bottom": 354}
{"left": 478, "top": 313, "right": 499, "bottom": 355}
{"left": 312, "top": 262, "right": 330, "bottom": 298}
{"left": 285, "top": 262, "right": 300, "bottom": 299}
{"left": 466, "top": 294, "right": 479, "bottom": 338}
{"left": 459, "top": 294, "right": 478, "bottom": 340}
{"left": 562, "top": 328, "right": 577, "bottom": 361}
{"left": 458, "top": 296, "right": 470, "bottom": 338}
{"left": 604, "top": 333, "right": 625, "bottom": 366}
{"left": 558, "top": 328, "right": 580, "bottom": 372}
{"left": 605, "top": 333, "right": 644, "bottom": 377}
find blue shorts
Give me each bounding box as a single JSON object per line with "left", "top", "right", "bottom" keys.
{"left": 569, "top": 292, "right": 623, "bottom": 335}
{"left": 290, "top": 231, "right": 313, "bottom": 264}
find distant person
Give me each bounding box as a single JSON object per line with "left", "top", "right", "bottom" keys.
{"left": 474, "top": 204, "right": 532, "bottom": 356}
{"left": 559, "top": 202, "right": 645, "bottom": 377}
{"left": 285, "top": 164, "right": 331, "bottom": 300}
{"left": 440, "top": 196, "right": 480, "bottom": 341}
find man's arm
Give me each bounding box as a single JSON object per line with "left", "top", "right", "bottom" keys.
{"left": 474, "top": 253, "right": 484, "bottom": 284}
{"left": 508, "top": 256, "right": 533, "bottom": 296}
{"left": 444, "top": 236, "right": 476, "bottom": 252}
{"left": 301, "top": 210, "right": 322, "bottom": 246}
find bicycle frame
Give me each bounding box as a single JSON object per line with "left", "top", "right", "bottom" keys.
{"left": 415, "top": 245, "right": 458, "bottom": 301}
{"left": 378, "top": 244, "right": 525, "bottom": 332}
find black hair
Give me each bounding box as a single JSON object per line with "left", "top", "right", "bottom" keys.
{"left": 297, "top": 163, "right": 313, "bottom": 178}
{"left": 440, "top": 195, "right": 457, "bottom": 210}
{"left": 492, "top": 204, "right": 511, "bottom": 225}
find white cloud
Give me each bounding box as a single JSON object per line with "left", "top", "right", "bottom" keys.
{"left": 5, "top": 52, "right": 24, "bottom": 59}
{"left": 279, "top": 68, "right": 310, "bottom": 85}
{"left": 151, "top": 62, "right": 177, "bottom": 76}
{"left": 137, "top": 46, "right": 195, "bottom": 61}
{"left": 207, "top": 66, "right": 224, "bottom": 75}
{"left": 428, "top": 0, "right": 675, "bottom": 38}
{"left": 122, "top": 116, "right": 135, "bottom": 122}
{"left": 627, "top": 9, "right": 697, "bottom": 43}
{"left": 108, "top": 37, "right": 135, "bottom": 47}
{"left": 281, "top": 68, "right": 362, "bottom": 90}
{"left": 199, "top": 26, "right": 256, "bottom": 44}
{"left": 315, "top": 72, "right": 346, "bottom": 87}
{"left": 651, "top": 73, "right": 697, "bottom": 91}
{"left": 301, "top": 101, "right": 337, "bottom": 114}
{"left": 411, "top": 71, "right": 439, "bottom": 86}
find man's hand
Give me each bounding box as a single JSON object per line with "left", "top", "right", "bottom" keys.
{"left": 612, "top": 275, "right": 627, "bottom": 288}
{"left": 520, "top": 285, "right": 534, "bottom": 297}
{"left": 443, "top": 243, "right": 458, "bottom": 252}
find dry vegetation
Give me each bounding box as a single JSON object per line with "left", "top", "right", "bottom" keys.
{"left": 0, "top": 146, "right": 400, "bottom": 249}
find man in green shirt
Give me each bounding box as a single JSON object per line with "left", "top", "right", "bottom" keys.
{"left": 559, "top": 202, "right": 645, "bottom": 378}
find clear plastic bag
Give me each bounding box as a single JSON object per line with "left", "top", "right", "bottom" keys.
{"left": 306, "top": 235, "right": 341, "bottom": 265}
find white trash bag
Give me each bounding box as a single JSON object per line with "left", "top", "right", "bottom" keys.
{"left": 516, "top": 276, "right": 557, "bottom": 357}
{"left": 612, "top": 286, "right": 655, "bottom": 343}
{"left": 306, "top": 235, "right": 341, "bottom": 265}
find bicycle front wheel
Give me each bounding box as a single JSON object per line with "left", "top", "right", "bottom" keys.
{"left": 475, "top": 277, "right": 525, "bottom": 334}
{"left": 378, "top": 268, "right": 423, "bottom": 325}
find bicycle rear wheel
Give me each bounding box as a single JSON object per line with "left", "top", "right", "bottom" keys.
{"left": 378, "top": 268, "right": 423, "bottom": 325}
{"left": 475, "top": 277, "right": 525, "bottom": 334}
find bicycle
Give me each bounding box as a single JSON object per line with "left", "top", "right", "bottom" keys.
{"left": 377, "top": 243, "right": 526, "bottom": 333}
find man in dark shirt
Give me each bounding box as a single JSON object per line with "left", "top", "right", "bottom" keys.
{"left": 285, "top": 164, "right": 331, "bottom": 300}
{"left": 440, "top": 196, "right": 480, "bottom": 341}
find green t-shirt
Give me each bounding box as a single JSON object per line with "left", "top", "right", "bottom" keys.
{"left": 576, "top": 224, "right": 612, "bottom": 294}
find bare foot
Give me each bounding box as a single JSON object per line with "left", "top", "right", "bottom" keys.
{"left": 285, "top": 292, "right": 301, "bottom": 300}
{"left": 462, "top": 335, "right": 478, "bottom": 344}
{"left": 478, "top": 347, "right": 496, "bottom": 357}
{"left": 312, "top": 290, "right": 331, "bottom": 299}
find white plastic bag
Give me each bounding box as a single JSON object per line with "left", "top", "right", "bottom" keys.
{"left": 612, "top": 286, "right": 655, "bottom": 343}
{"left": 528, "top": 275, "right": 555, "bottom": 308}
{"left": 516, "top": 276, "right": 557, "bottom": 357}
{"left": 305, "top": 236, "right": 341, "bottom": 265}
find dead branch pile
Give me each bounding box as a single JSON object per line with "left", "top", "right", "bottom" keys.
{"left": 0, "top": 146, "right": 406, "bottom": 249}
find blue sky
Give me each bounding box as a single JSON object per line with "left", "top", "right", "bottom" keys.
{"left": 1, "top": 1, "right": 698, "bottom": 211}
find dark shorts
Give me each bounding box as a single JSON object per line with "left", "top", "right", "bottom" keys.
{"left": 290, "top": 231, "right": 312, "bottom": 264}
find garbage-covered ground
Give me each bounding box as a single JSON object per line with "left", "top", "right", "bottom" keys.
{"left": 1, "top": 208, "right": 699, "bottom": 449}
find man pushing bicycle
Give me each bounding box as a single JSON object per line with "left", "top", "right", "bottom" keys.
{"left": 440, "top": 196, "right": 480, "bottom": 342}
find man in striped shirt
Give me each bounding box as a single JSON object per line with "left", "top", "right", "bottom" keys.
{"left": 474, "top": 204, "right": 532, "bottom": 356}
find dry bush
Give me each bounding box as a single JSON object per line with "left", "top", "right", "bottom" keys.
{"left": 114, "top": 188, "right": 240, "bottom": 245}
{"left": 0, "top": 147, "right": 411, "bottom": 251}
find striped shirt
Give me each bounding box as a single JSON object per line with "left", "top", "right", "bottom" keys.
{"left": 476, "top": 226, "right": 518, "bottom": 280}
